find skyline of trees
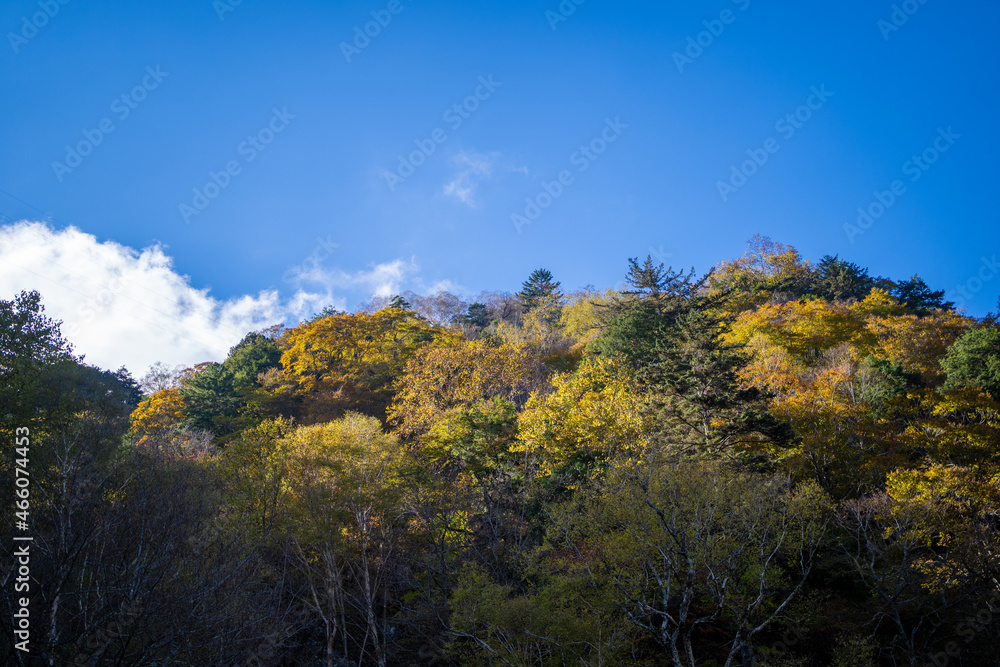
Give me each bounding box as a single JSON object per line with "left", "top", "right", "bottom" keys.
{"left": 3, "top": 237, "right": 1000, "bottom": 666}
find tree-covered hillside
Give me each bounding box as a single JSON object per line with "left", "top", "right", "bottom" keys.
{"left": 3, "top": 237, "right": 999, "bottom": 666}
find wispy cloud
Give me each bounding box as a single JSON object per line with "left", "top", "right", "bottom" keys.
{"left": 284, "top": 254, "right": 419, "bottom": 299}
{"left": 443, "top": 150, "right": 501, "bottom": 208}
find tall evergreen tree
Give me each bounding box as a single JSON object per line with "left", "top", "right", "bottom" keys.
{"left": 518, "top": 269, "right": 562, "bottom": 313}
{"left": 180, "top": 362, "right": 239, "bottom": 433}
{"left": 597, "top": 257, "right": 794, "bottom": 458}
{"left": 389, "top": 294, "right": 412, "bottom": 310}
{"left": 180, "top": 332, "right": 282, "bottom": 436}
{"left": 227, "top": 332, "right": 282, "bottom": 390}
{"left": 890, "top": 274, "right": 954, "bottom": 313}
{"left": 811, "top": 255, "right": 875, "bottom": 302}
{"left": 463, "top": 302, "right": 491, "bottom": 330}
{"left": 309, "top": 304, "right": 344, "bottom": 322}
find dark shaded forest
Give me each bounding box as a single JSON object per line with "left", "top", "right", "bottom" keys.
{"left": 3, "top": 236, "right": 1000, "bottom": 666}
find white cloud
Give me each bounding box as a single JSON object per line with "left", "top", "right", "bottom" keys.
{"left": 0, "top": 221, "right": 290, "bottom": 374}
{"left": 421, "top": 278, "right": 466, "bottom": 296}
{"left": 285, "top": 256, "right": 419, "bottom": 299}
{"left": 442, "top": 150, "right": 499, "bottom": 208}
{"left": 0, "top": 221, "right": 437, "bottom": 376}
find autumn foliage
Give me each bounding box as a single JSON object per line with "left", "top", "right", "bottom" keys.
{"left": 7, "top": 243, "right": 1000, "bottom": 666}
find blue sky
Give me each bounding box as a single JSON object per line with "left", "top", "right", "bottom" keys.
{"left": 1, "top": 0, "right": 998, "bottom": 371}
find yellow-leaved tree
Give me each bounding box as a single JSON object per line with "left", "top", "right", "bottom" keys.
{"left": 128, "top": 364, "right": 212, "bottom": 453}
{"left": 709, "top": 235, "right": 814, "bottom": 312}
{"left": 723, "top": 288, "right": 975, "bottom": 496}
{"left": 274, "top": 308, "right": 459, "bottom": 423}
{"left": 515, "top": 356, "right": 645, "bottom": 484}
{"left": 559, "top": 287, "right": 619, "bottom": 352}
{"left": 128, "top": 387, "right": 186, "bottom": 446}
{"left": 864, "top": 309, "right": 970, "bottom": 386}
{"left": 388, "top": 337, "right": 542, "bottom": 437}
{"left": 277, "top": 413, "right": 413, "bottom": 667}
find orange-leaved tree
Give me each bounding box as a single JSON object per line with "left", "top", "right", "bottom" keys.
{"left": 275, "top": 308, "right": 458, "bottom": 423}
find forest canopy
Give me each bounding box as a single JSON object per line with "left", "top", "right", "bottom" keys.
{"left": 3, "top": 237, "right": 1000, "bottom": 666}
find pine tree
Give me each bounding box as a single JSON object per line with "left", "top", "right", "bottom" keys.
{"left": 811, "top": 255, "right": 875, "bottom": 302}
{"left": 389, "top": 294, "right": 412, "bottom": 310}
{"left": 597, "top": 257, "right": 794, "bottom": 458}
{"left": 891, "top": 275, "right": 954, "bottom": 313}
{"left": 518, "top": 269, "right": 562, "bottom": 313}
{"left": 309, "top": 305, "right": 344, "bottom": 322}
{"left": 463, "top": 302, "right": 491, "bottom": 329}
